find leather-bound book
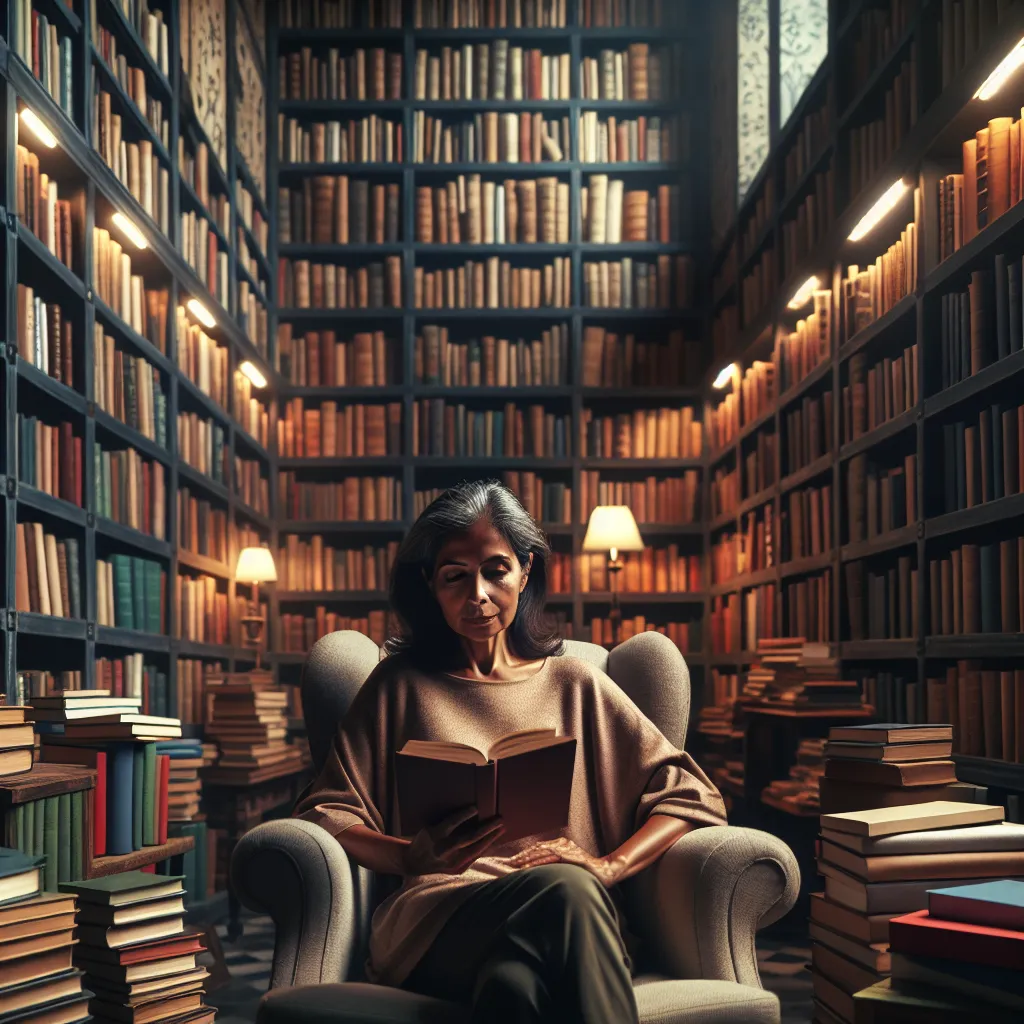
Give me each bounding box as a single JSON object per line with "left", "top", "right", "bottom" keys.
{"left": 628, "top": 43, "right": 649, "bottom": 99}
{"left": 385, "top": 183, "right": 400, "bottom": 241}
{"left": 519, "top": 112, "right": 532, "bottom": 163}
{"left": 517, "top": 179, "right": 537, "bottom": 243}
{"left": 386, "top": 255, "right": 401, "bottom": 307}
{"left": 372, "top": 183, "right": 386, "bottom": 243}
{"left": 988, "top": 117, "right": 1013, "bottom": 221}
{"left": 968, "top": 268, "right": 990, "bottom": 374}
{"left": 976, "top": 126, "right": 990, "bottom": 231}
{"left": 388, "top": 53, "right": 402, "bottom": 100}
{"left": 352, "top": 180, "right": 369, "bottom": 243}
{"left": 492, "top": 39, "right": 508, "bottom": 100}
{"left": 624, "top": 189, "right": 647, "bottom": 241}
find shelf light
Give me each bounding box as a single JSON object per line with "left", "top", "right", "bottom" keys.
{"left": 19, "top": 108, "right": 56, "bottom": 148}
{"left": 787, "top": 275, "right": 821, "bottom": 310}
{"left": 712, "top": 363, "right": 739, "bottom": 390}
{"left": 975, "top": 35, "right": 1024, "bottom": 100}
{"left": 848, "top": 179, "right": 910, "bottom": 242}
{"left": 186, "top": 298, "right": 216, "bottom": 329}
{"left": 238, "top": 360, "right": 268, "bottom": 389}
{"left": 112, "top": 212, "right": 148, "bottom": 249}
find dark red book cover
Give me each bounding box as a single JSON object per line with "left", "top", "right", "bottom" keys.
{"left": 889, "top": 909, "right": 1024, "bottom": 971}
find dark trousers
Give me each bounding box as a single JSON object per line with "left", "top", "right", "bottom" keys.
{"left": 403, "top": 863, "right": 640, "bottom": 1024}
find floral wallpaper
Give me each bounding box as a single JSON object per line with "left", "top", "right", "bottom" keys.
{"left": 235, "top": 8, "right": 266, "bottom": 199}
{"left": 779, "top": 0, "right": 828, "bottom": 127}
{"left": 737, "top": 0, "right": 770, "bottom": 205}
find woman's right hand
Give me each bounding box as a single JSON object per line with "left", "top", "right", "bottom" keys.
{"left": 401, "top": 805, "right": 505, "bottom": 876}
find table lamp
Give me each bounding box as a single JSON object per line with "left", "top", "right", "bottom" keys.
{"left": 582, "top": 506, "right": 644, "bottom": 646}
{"left": 235, "top": 546, "right": 277, "bottom": 669}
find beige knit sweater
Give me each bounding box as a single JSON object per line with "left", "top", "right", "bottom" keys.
{"left": 293, "top": 652, "right": 727, "bottom": 987}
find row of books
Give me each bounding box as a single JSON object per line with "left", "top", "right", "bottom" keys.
{"left": 414, "top": 0, "right": 570, "bottom": 27}
{"left": 845, "top": 556, "right": 918, "bottom": 642}
{"left": 236, "top": 456, "right": 271, "bottom": 517}
{"left": 413, "top": 110, "right": 568, "bottom": 163}
{"left": 582, "top": 255, "right": 693, "bottom": 308}
{"left": 4, "top": 789, "right": 88, "bottom": 885}
{"left": 414, "top": 256, "right": 571, "bottom": 308}
{"left": 278, "top": 177, "right": 401, "bottom": 244}
{"left": 95, "top": 555, "right": 166, "bottom": 634}
{"left": 747, "top": 584, "right": 778, "bottom": 652}
{"left": 103, "top": 0, "right": 170, "bottom": 76}
{"left": 708, "top": 591, "right": 741, "bottom": 654}
{"left": 239, "top": 279, "right": 270, "bottom": 358}
{"left": 783, "top": 569, "right": 832, "bottom": 642}
{"left": 580, "top": 470, "right": 700, "bottom": 525}
{"left": 95, "top": 445, "right": 167, "bottom": 540}
{"left": 710, "top": 522, "right": 766, "bottom": 585}
{"left": 279, "top": 257, "right": 402, "bottom": 309}
{"left": 277, "top": 538, "right": 400, "bottom": 593}
{"left": 581, "top": 177, "right": 680, "bottom": 243}
{"left": 278, "top": 474, "right": 403, "bottom": 522}
{"left": 278, "top": 401, "right": 403, "bottom": 457}
{"left": 581, "top": 326, "right": 699, "bottom": 387}
{"left": 14, "top": 671, "right": 82, "bottom": 702}
{"left": 741, "top": 247, "right": 776, "bottom": 326}
{"left": 176, "top": 411, "right": 228, "bottom": 485}
{"left": 747, "top": 432, "right": 777, "bottom": 497}
{"left": 15, "top": 144, "right": 75, "bottom": 271}
{"left": 589, "top": 616, "right": 699, "bottom": 651}
{"left": 784, "top": 390, "right": 834, "bottom": 477}
{"left": 779, "top": 162, "right": 835, "bottom": 280}
{"left": 176, "top": 574, "right": 231, "bottom": 646}
{"left": 580, "top": 405, "right": 702, "bottom": 459}
{"left": 17, "top": 416, "right": 83, "bottom": 507}
{"left": 12, "top": 0, "right": 74, "bottom": 117}
{"left": 413, "top": 44, "right": 572, "bottom": 100}
{"left": 279, "top": 47, "right": 403, "bottom": 101}
{"left": 783, "top": 89, "right": 830, "bottom": 197}
{"left": 14, "top": 289, "right": 75, "bottom": 384}
{"left": 94, "top": 25, "right": 169, "bottom": 149}
{"left": 179, "top": 139, "right": 227, "bottom": 229}
{"left": 939, "top": 402, "right": 1024, "bottom": 515}
{"left": 233, "top": 372, "right": 272, "bottom": 449}
{"left": 92, "top": 326, "right": 168, "bottom": 447}
{"left": 776, "top": 292, "right": 831, "bottom": 394}
{"left": 706, "top": 361, "right": 776, "bottom": 451}
{"left": 501, "top": 471, "right": 569, "bottom": 523}
{"left": 846, "top": 453, "right": 918, "bottom": 543}
{"left": 576, "top": 112, "right": 684, "bottom": 164}
{"left": 842, "top": 343, "right": 919, "bottom": 444}
{"left": 412, "top": 400, "right": 571, "bottom": 456}
{"left": 421, "top": 323, "right": 571, "bottom": 385}
{"left": 577, "top": 546, "right": 701, "bottom": 594}
{"left": 180, "top": 210, "right": 230, "bottom": 309}
{"left": 416, "top": 176, "right": 570, "bottom": 244}
{"left": 929, "top": 539, "right": 1024, "bottom": 635}
{"left": 710, "top": 465, "right": 739, "bottom": 520}
{"left": 15, "top": 523, "right": 83, "bottom": 620}
{"left": 279, "top": 0, "right": 402, "bottom": 27}
{"left": 175, "top": 315, "right": 229, "bottom": 410}
{"left": 278, "top": 113, "right": 403, "bottom": 164}
{"left": 236, "top": 177, "right": 269, "bottom": 257}
{"left": 579, "top": 45, "right": 667, "bottom": 101}
{"left": 930, "top": 661, "right": 1024, "bottom": 761}
{"left": 279, "top": 608, "right": 394, "bottom": 651}
{"left": 95, "top": 654, "right": 170, "bottom": 714}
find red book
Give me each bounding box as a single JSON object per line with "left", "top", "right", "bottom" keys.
{"left": 112, "top": 931, "right": 205, "bottom": 965}
{"left": 889, "top": 909, "right": 1024, "bottom": 971}
{"left": 157, "top": 754, "right": 169, "bottom": 844}
{"left": 113, "top": 661, "right": 123, "bottom": 699}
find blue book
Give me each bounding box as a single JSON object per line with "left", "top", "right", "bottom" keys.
{"left": 131, "top": 746, "right": 145, "bottom": 851}
{"left": 928, "top": 879, "right": 1024, "bottom": 931}
{"left": 107, "top": 745, "right": 135, "bottom": 856}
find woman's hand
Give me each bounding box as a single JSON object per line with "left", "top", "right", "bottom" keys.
{"left": 506, "top": 837, "right": 627, "bottom": 888}
{"left": 401, "top": 805, "right": 506, "bottom": 877}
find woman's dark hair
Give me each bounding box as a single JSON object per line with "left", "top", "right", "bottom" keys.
{"left": 385, "top": 480, "right": 563, "bottom": 669}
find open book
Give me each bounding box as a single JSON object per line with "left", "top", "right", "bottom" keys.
{"left": 395, "top": 728, "right": 576, "bottom": 843}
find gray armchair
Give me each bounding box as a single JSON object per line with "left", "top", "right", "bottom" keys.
{"left": 233, "top": 630, "right": 800, "bottom": 1023}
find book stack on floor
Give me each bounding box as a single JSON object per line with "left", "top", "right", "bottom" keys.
{"left": 761, "top": 738, "right": 825, "bottom": 815}
{"left": 205, "top": 671, "right": 307, "bottom": 781}
{"left": 0, "top": 848, "right": 89, "bottom": 1021}
{"left": 744, "top": 638, "right": 864, "bottom": 710}
{"left": 0, "top": 705, "right": 35, "bottom": 775}
{"left": 60, "top": 872, "right": 213, "bottom": 1024}
{"left": 810, "top": 799, "right": 1021, "bottom": 1024}
{"left": 819, "top": 722, "right": 989, "bottom": 814}
{"left": 851, "top": 879, "right": 1024, "bottom": 1021}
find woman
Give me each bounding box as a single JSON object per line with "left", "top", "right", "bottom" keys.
{"left": 293, "top": 481, "right": 727, "bottom": 1023}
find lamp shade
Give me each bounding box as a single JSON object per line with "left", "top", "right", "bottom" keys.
{"left": 235, "top": 547, "right": 278, "bottom": 584}
{"left": 582, "top": 506, "right": 644, "bottom": 554}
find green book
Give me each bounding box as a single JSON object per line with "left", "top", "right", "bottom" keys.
{"left": 110, "top": 554, "right": 134, "bottom": 630}
{"left": 70, "top": 790, "right": 83, "bottom": 881}
{"left": 31, "top": 799, "right": 42, "bottom": 859}
{"left": 145, "top": 560, "right": 162, "bottom": 634}
{"left": 59, "top": 870, "right": 184, "bottom": 906}
{"left": 0, "top": 847, "right": 44, "bottom": 905}
{"left": 142, "top": 744, "right": 156, "bottom": 847}
{"left": 131, "top": 557, "right": 146, "bottom": 631}
{"left": 13, "top": 806, "right": 23, "bottom": 852}
{"left": 43, "top": 797, "right": 58, "bottom": 891}
{"left": 57, "top": 793, "right": 70, "bottom": 884}
{"left": 132, "top": 745, "right": 145, "bottom": 850}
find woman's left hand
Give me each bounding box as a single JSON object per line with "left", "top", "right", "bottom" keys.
{"left": 506, "top": 837, "right": 627, "bottom": 887}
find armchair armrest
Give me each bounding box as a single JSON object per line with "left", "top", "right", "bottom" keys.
{"left": 231, "top": 819, "right": 362, "bottom": 989}
{"left": 629, "top": 825, "right": 800, "bottom": 988}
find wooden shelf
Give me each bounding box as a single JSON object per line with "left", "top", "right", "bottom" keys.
{"left": 89, "top": 836, "right": 195, "bottom": 879}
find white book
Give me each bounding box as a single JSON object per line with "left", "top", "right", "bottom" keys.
{"left": 606, "top": 179, "right": 624, "bottom": 244}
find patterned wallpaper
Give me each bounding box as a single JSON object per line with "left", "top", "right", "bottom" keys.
{"left": 737, "top": 0, "right": 770, "bottom": 205}
{"left": 235, "top": 6, "right": 267, "bottom": 199}
{"left": 779, "top": 0, "right": 828, "bottom": 127}
{"left": 180, "top": 0, "right": 228, "bottom": 170}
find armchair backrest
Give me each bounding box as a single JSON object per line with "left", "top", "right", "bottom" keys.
{"left": 298, "top": 629, "right": 692, "bottom": 982}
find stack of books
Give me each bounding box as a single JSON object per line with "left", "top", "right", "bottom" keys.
{"left": 60, "top": 872, "right": 213, "bottom": 1023}
{"left": 819, "top": 722, "right": 987, "bottom": 814}
{"left": 853, "top": 879, "right": 1024, "bottom": 1019}
{"left": 0, "top": 705, "right": 35, "bottom": 774}
{"left": 156, "top": 740, "right": 204, "bottom": 822}
{"left": 0, "top": 847, "right": 88, "bottom": 1020}
{"left": 810, "top": 799, "right": 1021, "bottom": 1023}
{"left": 746, "top": 639, "right": 863, "bottom": 710}
{"left": 761, "top": 738, "right": 825, "bottom": 814}
{"left": 30, "top": 690, "right": 181, "bottom": 742}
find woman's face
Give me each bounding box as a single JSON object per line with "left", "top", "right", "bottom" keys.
{"left": 429, "top": 518, "right": 532, "bottom": 642}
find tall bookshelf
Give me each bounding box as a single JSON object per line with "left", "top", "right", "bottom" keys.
{"left": 0, "top": 0, "right": 277, "bottom": 724}
{"left": 266, "top": 0, "right": 712, "bottom": 690}
{"left": 705, "top": 0, "right": 1024, "bottom": 806}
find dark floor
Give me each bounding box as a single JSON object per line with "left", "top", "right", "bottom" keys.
{"left": 206, "top": 910, "right": 813, "bottom": 1023}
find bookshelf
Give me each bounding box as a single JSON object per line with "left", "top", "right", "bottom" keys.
{"left": 0, "top": 0, "right": 277, "bottom": 723}
{"left": 705, "top": 0, "right": 1024, "bottom": 802}
{"left": 266, "top": 0, "right": 712, "bottom": 680}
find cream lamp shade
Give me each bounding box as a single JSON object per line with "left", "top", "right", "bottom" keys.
{"left": 235, "top": 547, "right": 278, "bottom": 584}
{"left": 582, "top": 506, "right": 644, "bottom": 560}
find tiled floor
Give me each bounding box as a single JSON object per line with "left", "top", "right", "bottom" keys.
{"left": 207, "top": 910, "right": 813, "bottom": 1023}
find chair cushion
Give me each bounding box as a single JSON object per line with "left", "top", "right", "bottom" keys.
{"left": 256, "top": 977, "right": 779, "bottom": 1024}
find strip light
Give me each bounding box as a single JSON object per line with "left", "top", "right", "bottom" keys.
{"left": 712, "top": 363, "right": 738, "bottom": 390}
{"left": 848, "top": 180, "right": 910, "bottom": 242}
{"left": 186, "top": 298, "right": 216, "bottom": 329}
{"left": 238, "top": 360, "right": 268, "bottom": 389}
{"left": 20, "top": 108, "right": 56, "bottom": 148}
{"left": 112, "top": 212, "right": 148, "bottom": 249}
{"left": 787, "top": 275, "right": 821, "bottom": 310}
{"left": 975, "top": 35, "right": 1024, "bottom": 100}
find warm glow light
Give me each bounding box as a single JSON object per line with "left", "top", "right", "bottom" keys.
{"left": 712, "top": 363, "right": 739, "bottom": 390}
{"left": 787, "top": 275, "right": 821, "bottom": 310}
{"left": 582, "top": 507, "right": 645, "bottom": 563}
{"left": 975, "top": 36, "right": 1024, "bottom": 100}
{"left": 19, "top": 108, "right": 56, "bottom": 148}
{"left": 238, "top": 360, "right": 268, "bottom": 389}
{"left": 112, "top": 212, "right": 148, "bottom": 249}
{"left": 848, "top": 180, "right": 910, "bottom": 241}
{"left": 235, "top": 547, "right": 278, "bottom": 584}
{"left": 186, "top": 298, "right": 216, "bottom": 328}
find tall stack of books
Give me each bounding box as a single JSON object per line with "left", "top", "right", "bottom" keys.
{"left": 0, "top": 705, "right": 34, "bottom": 774}
{"left": 810, "top": 799, "right": 1021, "bottom": 1024}
{"left": 156, "top": 740, "right": 204, "bottom": 822}
{"left": 745, "top": 638, "right": 863, "bottom": 710}
{"left": 0, "top": 847, "right": 88, "bottom": 1020}
{"left": 60, "top": 872, "right": 213, "bottom": 1023}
